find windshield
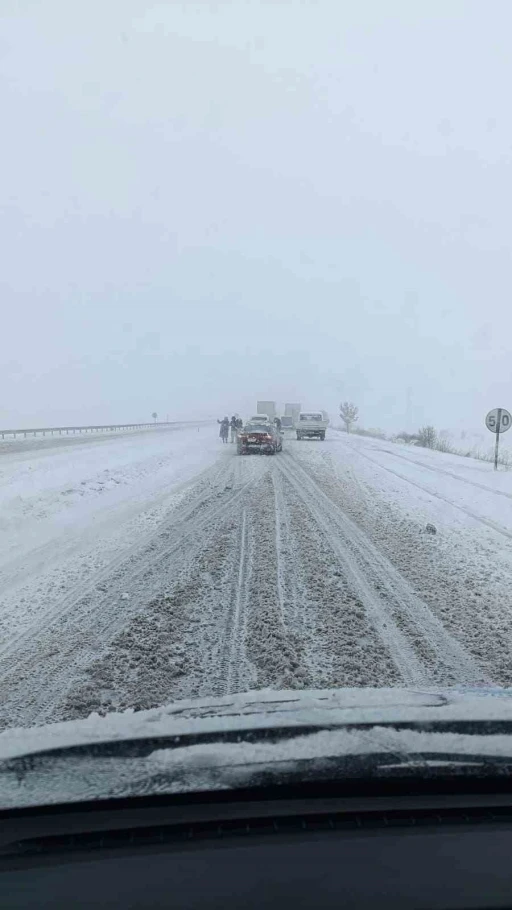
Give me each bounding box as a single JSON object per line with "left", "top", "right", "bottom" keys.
{"left": 2, "top": 0, "right": 512, "bottom": 810}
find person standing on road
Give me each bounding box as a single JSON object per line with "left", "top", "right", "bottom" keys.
{"left": 230, "top": 415, "right": 238, "bottom": 443}
{"left": 218, "top": 417, "right": 229, "bottom": 443}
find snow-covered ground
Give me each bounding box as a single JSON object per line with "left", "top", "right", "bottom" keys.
{"left": 317, "top": 432, "right": 512, "bottom": 686}
{"left": 2, "top": 426, "right": 512, "bottom": 732}
{"left": 0, "top": 423, "right": 220, "bottom": 650}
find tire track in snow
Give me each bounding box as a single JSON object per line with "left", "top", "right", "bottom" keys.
{"left": 0, "top": 458, "right": 253, "bottom": 670}
{"left": 276, "top": 451, "right": 487, "bottom": 687}
{"left": 269, "top": 466, "right": 400, "bottom": 688}
{"left": 218, "top": 509, "right": 251, "bottom": 695}
{"left": 271, "top": 470, "right": 301, "bottom": 628}
{"left": 275, "top": 455, "right": 426, "bottom": 685}
{"left": 0, "top": 460, "right": 264, "bottom": 726}
{"left": 237, "top": 471, "right": 311, "bottom": 692}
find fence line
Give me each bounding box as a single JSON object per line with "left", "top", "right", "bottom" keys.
{"left": 0, "top": 421, "right": 207, "bottom": 440}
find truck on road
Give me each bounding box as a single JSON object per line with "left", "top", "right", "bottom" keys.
{"left": 285, "top": 403, "right": 301, "bottom": 424}
{"left": 296, "top": 411, "right": 329, "bottom": 441}
{"left": 257, "top": 401, "right": 277, "bottom": 422}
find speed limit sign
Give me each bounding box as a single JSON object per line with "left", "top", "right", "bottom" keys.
{"left": 485, "top": 408, "right": 512, "bottom": 470}
{"left": 485, "top": 408, "right": 512, "bottom": 434}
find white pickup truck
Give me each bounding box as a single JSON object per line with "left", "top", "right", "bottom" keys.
{"left": 296, "top": 411, "right": 329, "bottom": 441}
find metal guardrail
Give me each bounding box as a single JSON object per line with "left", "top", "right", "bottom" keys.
{"left": 0, "top": 421, "right": 184, "bottom": 440}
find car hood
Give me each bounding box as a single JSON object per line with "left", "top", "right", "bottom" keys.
{"left": 2, "top": 686, "right": 512, "bottom": 809}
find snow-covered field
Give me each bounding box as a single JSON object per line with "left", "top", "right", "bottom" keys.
{"left": 2, "top": 425, "right": 512, "bottom": 731}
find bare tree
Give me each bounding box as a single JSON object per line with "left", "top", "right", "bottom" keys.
{"left": 339, "top": 401, "right": 359, "bottom": 433}
{"left": 417, "top": 425, "right": 437, "bottom": 449}
{"left": 436, "top": 429, "right": 452, "bottom": 453}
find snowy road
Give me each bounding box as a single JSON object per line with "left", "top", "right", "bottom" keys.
{"left": 2, "top": 427, "right": 512, "bottom": 730}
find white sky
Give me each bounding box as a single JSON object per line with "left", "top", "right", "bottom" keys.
{"left": 2, "top": 0, "right": 512, "bottom": 431}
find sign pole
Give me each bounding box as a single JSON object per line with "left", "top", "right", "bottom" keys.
{"left": 494, "top": 407, "right": 502, "bottom": 470}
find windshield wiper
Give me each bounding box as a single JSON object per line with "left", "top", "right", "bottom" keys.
{"left": 3, "top": 718, "right": 512, "bottom": 773}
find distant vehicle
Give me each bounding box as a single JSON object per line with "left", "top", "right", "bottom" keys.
{"left": 296, "top": 412, "right": 329, "bottom": 441}
{"left": 237, "top": 422, "right": 283, "bottom": 455}
{"left": 280, "top": 415, "right": 295, "bottom": 430}
{"left": 257, "top": 401, "right": 277, "bottom": 422}
{"left": 249, "top": 414, "right": 270, "bottom": 425}
{"left": 285, "top": 402, "right": 301, "bottom": 424}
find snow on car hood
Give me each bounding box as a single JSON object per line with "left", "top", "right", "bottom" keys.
{"left": 3, "top": 686, "right": 512, "bottom": 761}
{"left": 2, "top": 686, "right": 512, "bottom": 809}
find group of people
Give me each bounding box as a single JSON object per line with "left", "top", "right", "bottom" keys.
{"left": 218, "top": 414, "right": 243, "bottom": 444}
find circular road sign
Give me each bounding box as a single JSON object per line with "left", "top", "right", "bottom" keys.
{"left": 485, "top": 408, "right": 512, "bottom": 434}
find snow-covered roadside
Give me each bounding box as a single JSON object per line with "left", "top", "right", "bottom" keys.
{"left": 331, "top": 430, "right": 512, "bottom": 539}
{"left": 0, "top": 424, "right": 223, "bottom": 642}
{"left": 0, "top": 421, "right": 205, "bottom": 456}
{"left": 298, "top": 431, "right": 512, "bottom": 685}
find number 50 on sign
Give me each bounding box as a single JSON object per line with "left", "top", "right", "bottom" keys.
{"left": 485, "top": 408, "right": 512, "bottom": 470}
{"left": 485, "top": 408, "right": 512, "bottom": 433}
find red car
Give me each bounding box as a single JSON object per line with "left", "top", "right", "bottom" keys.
{"left": 237, "top": 422, "right": 283, "bottom": 455}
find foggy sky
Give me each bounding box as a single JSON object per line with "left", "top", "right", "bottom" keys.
{"left": 2, "top": 0, "right": 512, "bottom": 432}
